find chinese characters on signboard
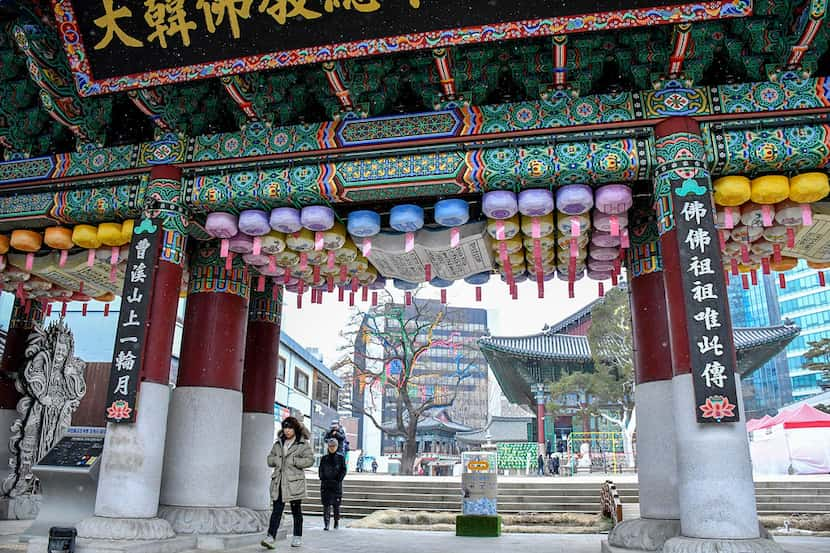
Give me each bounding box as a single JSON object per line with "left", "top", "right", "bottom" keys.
{"left": 55, "top": 0, "right": 745, "bottom": 94}
{"left": 105, "top": 218, "right": 162, "bottom": 424}
{"left": 672, "top": 179, "right": 740, "bottom": 423}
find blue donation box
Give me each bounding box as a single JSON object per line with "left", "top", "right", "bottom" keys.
{"left": 461, "top": 451, "right": 498, "bottom": 516}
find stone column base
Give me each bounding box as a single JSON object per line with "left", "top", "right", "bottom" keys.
{"left": 76, "top": 516, "right": 176, "bottom": 540}
{"left": 602, "top": 518, "right": 681, "bottom": 552}
{"left": 157, "top": 505, "right": 264, "bottom": 535}
{"left": 662, "top": 536, "right": 784, "bottom": 553}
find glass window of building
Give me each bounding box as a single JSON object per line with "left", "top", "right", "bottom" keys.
{"left": 295, "top": 369, "right": 309, "bottom": 395}
{"left": 278, "top": 356, "right": 286, "bottom": 382}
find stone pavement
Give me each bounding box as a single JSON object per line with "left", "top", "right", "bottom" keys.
{"left": 0, "top": 518, "right": 827, "bottom": 553}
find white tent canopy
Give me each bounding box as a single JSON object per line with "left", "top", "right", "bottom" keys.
{"left": 748, "top": 404, "right": 830, "bottom": 475}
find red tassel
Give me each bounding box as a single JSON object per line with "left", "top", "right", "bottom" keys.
{"left": 598, "top": 282, "right": 605, "bottom": 297}
{"left": 349, "top": 292, "right": 355, "bottom": 306}
{"left": 779, "top": 273, "right": 787, "bottom": 289}
{"left": 475, "top": 286, "right": 482, "bottom": 302}
{"left": 327, "top": 250, "right": 335, "bottom": 269}
{"left": 25, "top": 253, "right": 33, "bottom": 272}
{"left": 611, "top": 272, "right": 618, "bottom": 286}
{"left": 787, "top": 227, "right": 796, "bottom": 248}
{"left": 424, "top": 264, "right": 432, "bottom": 281}
{"left": 731, "top": 258, "right": 739, "bottom": 276}
{"left": 372, "top": 291, "right": 378, "bottom": 306}
{"left": 351, "top": 276, "right": 359, "bottom": 293}
{"left": 773, "top": 244, "right": 782, "bottom": 263}
{"left": 257, "top": 275, "right": 265, "bottom": 292}
{"left": 284, "top": 270, "right": 291, "bottom": 284}
{"left": 82, "top": 303, "right": 88, "bottom": 316}
{"left": 362, "top": 285, "right": 368, "bottom": 302}
{"left": 297, "top": 292, "right": 303, "bottom": 309}
{"left": 104, "top": 304, "right": 110, "bottom": 317}
{"left": 109, "top": 265, "right": 117, "bottom": 283}
{"left": 761, "top": 257, "right": 771, "bottom": 275}
{"left": 220, "top": 239, "right": 229, "bottom": 258}
{"left": 718, "top": 230, "right": 727, "bottom": 251}
{"left": 226, "top": 251, "right": 233, "bottom": 271}
{"left": 327, "top": 276, "right": 334, "bottom": 293}
{"left": 46, "top": 303, "right": 52, "bottom": 317}
{"left": 741, "top": 244, "right": 750, "bottom": 264}
{"left": 724, "top": 270, "right": 730, "bottom": 283}
{"left": 537, "top": 279, "right": 544, "bottom": 299}
{"left": 440, "top": 289, "right": 447, "bottom": 304}
{"left": 340, "top": 264, "right": 348, "bottom": 283}
{"left": 253, "top": 236, "right": 262, "bottom": 256}
{"left": 313, "top": 265, "right": 321, "bottom": 285}
{"left": 821, "top": 272, "right": 827, "bottom": 287}
{"left": 568, "top": 281, "right": 575, "bottom": 298}
{"left": 59, "top": 249, "right": 67, "bottom": 267}
{"left": 751, "top": 270, "right": 758, "bottom": 286}
{"left": 742, "top": 274, "right": 749, "bottom": 289}
{"left": 405, "top": 291, "right": 412, "bottom": 305}
{"left": 338, "top": 287, "right": 344, "bottom": 302}
{"left": 61, "top": 302, "right": 67, "bottom": 317}
{"left": 87, "top": 248, "right": 95, "bottom": 267}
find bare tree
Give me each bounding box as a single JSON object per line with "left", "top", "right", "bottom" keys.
{"left": 339, "top": 290, "right": 481, "bottom": 475}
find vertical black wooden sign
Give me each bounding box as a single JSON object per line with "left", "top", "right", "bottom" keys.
{"left": 672, "top": 178, "right": 741, "bottom": 423}
{"left": 105, "top": 218, "right": 162, "bottom": 423}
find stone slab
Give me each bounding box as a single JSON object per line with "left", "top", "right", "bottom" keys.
{"left": 195, "top": 532, "right": 266, "bottom": 551}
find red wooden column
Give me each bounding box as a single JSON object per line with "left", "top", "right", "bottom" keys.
{"left": 654, "top": 118, "right": 770, "bottom": 553}
{"left": 82, "top": 164, "right": 188, "bottom": 540}
{"left": 159, "top": 244, "right": 259, "bottom": 535}
{"left": 605, "top": 207, "right": 681, "bottom": 552}
{"left": 533, "top": 383, "right": 547, "bottom": 459}
{"left": 238, "top": 280, "right": 283, "bottom": 513}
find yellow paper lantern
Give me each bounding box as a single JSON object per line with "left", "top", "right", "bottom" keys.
{"left": 10, "top": 230, "right": 42, "bottom": 253}
{"left": 770, "top": 256, "right": 798, "bottom": 272}
{"left": 713, "top": 176, "right": 751, "bottom": 207}
{"left": 0, "top": 235, "right": 11, "bottom": 255}
{"left": 322, "top": 221, "right": 347, "bottom": 251}
{"left": 98, "top": 222, "right": 125, "bottom": 247}
{"left": 94, "top": 292, "right": 115, "bottom": 302}
{"left": 486, "top": 215, "right": 520, "bottom": 240}
{"left": 492, "top": 236, "right": 524, "bottom": 255}
{"left": 121, "top": 219, "right": 135, "bottom": 244}
{"left": 808, "top": 261, "right": 830, "bottom": 270}
{"left": 334, "top": 241, "right": 358, "bottom": 264}
{"left": 738, "top": 263, "right": 760, "bottom": 273}
{"left": 789, "top": 172, "right": 829, "bottom": 204}
{"left": 44, "top": 227, "right": 73, "bottom": 250}
{"left": 750, "top": 175, "right": 789, "bottom": 205}
{"left": 520, "top": 213, "right": 555, "bottom": 237}
{"left": 72, "top": 225, "right": 102, "bottom": 249}
{"left": 286, "top": 228, "right": 315, "bottom": 252}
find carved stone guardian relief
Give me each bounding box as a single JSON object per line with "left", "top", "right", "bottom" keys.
{"left": 1, "top": 319, "right": 86, "bottom": 497}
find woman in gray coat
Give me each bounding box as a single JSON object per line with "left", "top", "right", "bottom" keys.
{"left": 261, "top": 417, "right": 314, "bottom": 550}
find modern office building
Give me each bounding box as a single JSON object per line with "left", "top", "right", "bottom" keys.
{"left": 727, "top": 260, "right": 830, "bottom": 416}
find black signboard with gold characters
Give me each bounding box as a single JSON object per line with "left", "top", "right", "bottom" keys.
{"left": 53, "top": 0, "right": 751, "bottom": 95}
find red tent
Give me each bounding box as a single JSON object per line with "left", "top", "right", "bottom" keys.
{"left": 753, "top": 404, "right": 830, "bottom": 431}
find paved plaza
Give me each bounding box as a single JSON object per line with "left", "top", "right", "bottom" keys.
{"left": 0, "top": 518, "right": 825, "bottom": 553}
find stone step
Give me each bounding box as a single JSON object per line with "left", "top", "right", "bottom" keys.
{"left": 327, "top": 489, "right": 640, "bottom": 499}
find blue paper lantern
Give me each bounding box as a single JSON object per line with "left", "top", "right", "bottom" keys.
{"left": 434, "top": 199, "right": 470, "bottom": 227}
{"left": 347, "top": 210, "right": 381, "bottom": 237}
{"left": 390, "top": 204, "right": 425, "bottom": 233}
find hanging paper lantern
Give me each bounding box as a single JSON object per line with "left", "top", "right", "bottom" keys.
{"left": 228, "top": 233, "right": 254, "bottom": 254}
{"left": 205, "top": 212, "right": 239, "bottom": 239}
{"left": 464, "top": 273, "right": 491, "bottom": 285}
{"left": 520, "top": 213, "right": 555, "bottom": 237}
{"left": 94, "top": 292, "right": 115, "bottom": 302}
{"left": 72, "top": 225, "right": 101, "bottom": 249}
{"left": 738, "top": 202, "right": 768, "bottom": 228}
{"left": 557, "top": 213, "right": 591, "bottom": 236}
{"left": 239, "top": 210, "right": 271, "bottom": 236}
{"left": 592, "top": 212, "right": 628, "bottom": 234}
{"left": 0, "top": 235, "right": 8, "bottom": 255}
{"left": 491, "top": 236, "right": 524, "bottom": 255}
{"left": 121, "top": 219, "right": 135, "bottom": 243}
{"left": 762, "top": 226, "right": 787, "bottom": 244}
{"left": 486, "top": 215, "right": 520, "bottom": 240}
{"left": 722, "top": 241, "right": 742, "bottom": 258}
{"left": 527, "top": 265, "right": 557, "bottom": 280}
{"left": 393, "top": 279, "right": 418, "bottom": 291}
{"left": 556, "top": 184, "right": 594, "bottom": 215}
{"left": 556, "top": 234, "right": 589, "bottom": 250}
{"left": 770, "top": 256, "right": 798, "bottom": 272}
{"left": 10, "top": 230, "right": 42, "bottom": 255}
{"left": 774, "top": 200, "right": 806, "bottom": 226}
{"left": 334, "top": 241, "right": 359, "bottom": 264}
{"left": 730, "top": 225, "right": 763, "bottom": 243}
{"left": 286, "top": 228, "right": 316, "bottom": 252}
{"left": 522, "top": 234, "right": 557, "bottom": 251}
{"left": 807, "top": 261, "right": 830, "bottom": 270}
{"left": 347, "top": 210, "right": 381, "bottom": 238}
{"left": 556, "top": 267, "right": 585, "bottom": 280}
{"left": 389, "top": 204, "right": 425, "bottom": 233}
{"left": 751, "top": 175, "right": 789, "bottom": 205}
{"left": 591, "top": 231, "right": 621, "bottom": 249}
{"left": 346, "top": 256, "right": 370, "bottom": 276}
{"left": 496, "top": 251, "right": 526, "bottom": 266}
{"left": 589, "top": 247, "right": 620, "bottom": 262}
{"left": 750, "top": 240, "right": 774, "bottom": 257}
{"left": 557, "top": 248, "right": 587, "bottom": 263}
{"left": 260, "top": 231, "right": 287, "bottom": 254}
{"left": 321, "top": 222, "right": 347, "bottom": 250}
{"left": 257, "top": 263, "right": 284, "bottom": 277}
{"left": 713, "top": 176, "right": 751, "bottom": 206}
{"left": 588, "top": 259, "right": 616, "bottom": 272}
{"left": 44, "top": 227, "right": 73, "bottom": 250}
{"left": 499, "top": 262, "right": 527, "bottom": 278}
{"left": 789, "top": 172, "right": 829, "bottom": 203}
{"left": 301, "top": 205, "right": 335, "bottom": 232}
{"left": 270, "top": 207, "right": 303, "bottom": 234}
{"left": 430, "top": 278, "right": 453, "bottom": 288}
{"left": 529, "top": 249, "right": 556, "bottom": 265}
{"left": 98, "top": 222, "right": 125, "bottom": 246}
{"left": 518, "top": 189, "right": 554, "bottom": 217}
{"left": 587, "top": 270, "right": 613, "bottom": 281}
{"left": 243, "top": 253, "right": 270, "bottom": 266}
{"left": 594, "top": 184, "right": 633, "bottom": 214}
{"left": 482, "top": 190, "right": 518, "bottom": 219}
{"left": 434, "top": 199, "right": 470, "bottom": 227}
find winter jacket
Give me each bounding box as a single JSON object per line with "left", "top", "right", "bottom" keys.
{"left": 318, "top": 452, "right": 347, "bottom": 499}
{"left": 267, "top": 435, "right": 315, "bottom": 502}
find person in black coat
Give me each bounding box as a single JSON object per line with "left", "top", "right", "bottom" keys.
{"left": 324, "top": 421, "right": 346, "bottom": 455}
{"left": 319, "top": 438, "right": 347, "bottom": 530}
